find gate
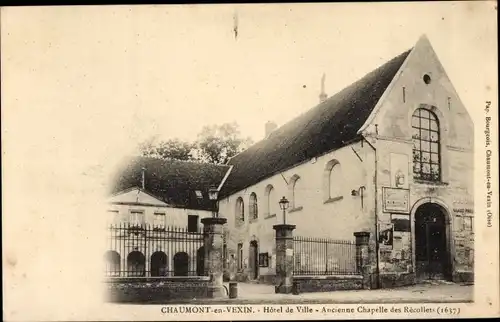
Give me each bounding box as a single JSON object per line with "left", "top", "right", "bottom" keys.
{"left": 105, "top": 223, "right": 206, "bottom": 277}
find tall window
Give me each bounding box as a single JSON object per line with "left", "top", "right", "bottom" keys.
{"left": 329, "top": 163, "right": 342, "bottom": 198}
{"left": 412, "top": 108, "right": 441, "bottom": 181}
{"left": 187, "top": 215, "right": 199, "bottom": 232}
{"left": 235, "top": 197, "right": 245, "bottom": 224}
{"left": 289, "top": 175, "right": 301, "bottom": 209}
{"left": 265, "top": 184, "right": 275, "bottom": 217}
{"left": 249, "top": 193, "right": 258, "bottom": 220}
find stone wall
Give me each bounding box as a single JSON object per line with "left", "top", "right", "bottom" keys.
{"left": 294, "top": 276, "right": 364, "bottom": 293}
{"left": 105, "top": 277, "right": 212, "bottom": 303}
{"left": 219, "top": 141, "right": 376, "bottom": 281}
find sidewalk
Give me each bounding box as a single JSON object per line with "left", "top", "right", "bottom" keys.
{"left": 212, "top": 281, "right": 473, "bottom": 304}
{"left": 130, "top": 281, "right": 473, "bottom": 305}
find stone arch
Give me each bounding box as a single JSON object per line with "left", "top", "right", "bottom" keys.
{"left": 150, "top": 251, "right": 168, "bottom": 277}
{"left": 127, "top": 251, "right": 145, "bottom": 277}
{"left": 173, "top": 252, "right": 189, "bottom": 276}
{"left": 410, "top": 197, "right": 454, "bottom": 281}
{"left": 104, "top": 250, "right": 121, "bottom": 276}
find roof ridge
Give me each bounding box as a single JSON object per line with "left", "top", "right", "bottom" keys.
{"left": 222, "top": 47, "right": 412, "bottom": 197}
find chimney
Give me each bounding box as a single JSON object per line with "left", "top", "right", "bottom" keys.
{"left": 265, "top": 121, "right": 278, "bottom": 138}
{"left": 319, "top": 73, "right": 327, "bottom": 103}
{"left": 141, "top": 167, "right": 146, "bottom": 190}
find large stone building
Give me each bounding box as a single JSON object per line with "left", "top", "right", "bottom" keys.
{"left": 107, "top": 35, "right": 474, "bottom": 287}
{"left": 217, "top": 35, "right": 474, "bottom": 287}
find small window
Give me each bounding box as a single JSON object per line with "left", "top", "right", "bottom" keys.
{"left": 258, "top": 252, "right": 269, "bottom": 267}
{"left": 423, "top": 74, "right": 432, "bottom": 84}
{"left": 187, "top": 215, "right": 199, "bottom": 232}
{"left": 129, "top": 210, "right": 144, "bottom": 227}
{"left": 195, "top": 190, "right": 203, "bottom": 199}
{"left": 153, "top": 212, "right": 166, "bottom": 229}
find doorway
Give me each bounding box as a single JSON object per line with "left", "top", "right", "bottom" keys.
{"left": 249, "top": 240, "right": 259, "bottom": 280}
{"left": 414, "top": 203, "right": 451, "bottom": 281}
{"left": 150, "top": 251, "right": 168, "bottom": 277}
{"left": 173, "top": 252, "right": 189, "bottom": 276}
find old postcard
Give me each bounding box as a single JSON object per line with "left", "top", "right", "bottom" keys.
{"left": 2, "top": 2, "right": 499, "bottom": 320}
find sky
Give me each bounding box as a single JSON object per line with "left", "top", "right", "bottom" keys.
{"left": 1, "top": 3, "right": 498, "bottom": 320}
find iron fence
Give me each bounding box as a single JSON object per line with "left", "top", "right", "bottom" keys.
{"left": 105, "top": 223, "right": 206, "bottom": 277}
{"left": 293, "top": 236, "right": 360, "bottom": 275}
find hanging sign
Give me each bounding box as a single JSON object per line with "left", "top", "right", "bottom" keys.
{"left": 382, "top": 187, "right": 410, "bottom": 214}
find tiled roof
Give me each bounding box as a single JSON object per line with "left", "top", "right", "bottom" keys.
{"left": 110, "top": 156, "right": 231, "bottom": 211}
{"left": 219, "top": 48, "right": 412, "bottom": 198}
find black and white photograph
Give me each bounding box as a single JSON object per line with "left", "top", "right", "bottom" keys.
{"left": 2, "top": 2, "right": 498, "bottom": 320}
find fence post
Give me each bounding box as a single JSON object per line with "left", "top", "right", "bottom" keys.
{"left": 273, "top": 224, "right": 296, "bottom": 294}
{"left": 202, "top": 217, "right": 228, "bottom": 298}
{"left": 354, "top": 231, "right": 371, "bottom": 290}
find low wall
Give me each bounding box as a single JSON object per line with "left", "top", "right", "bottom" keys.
{"left": 105, "top": 276, "right": 212, "bottom": 303}
{"left": 294, "top": 275, "right": 364, "bottom": 293}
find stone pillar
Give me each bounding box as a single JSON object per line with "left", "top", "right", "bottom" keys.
{"left": 202, "top": 217, "right": 227, "bottom": 298}
{"left": 273, "top": 224, "right": 296, "bottom": 294}
{"left": 354, "top": 231, "right": 372, "bottom": 290}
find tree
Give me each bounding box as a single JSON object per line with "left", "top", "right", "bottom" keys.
{"left": 137, "top": 122, "right": 253, "bottom": 164}
{"left": 138, "top": 137, "right": 195, "bottom": 161}
{"left": 196, "top": 122, "right": 253, "bottom": 164}
{"left": 155, "top": 139, "right": 195, "bottom": 161}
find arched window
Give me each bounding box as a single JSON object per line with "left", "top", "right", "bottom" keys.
{"left": 412, "top": 108, "right": 441, "bottom": 181}
{"left": 265, "top": 184, "right": 276, "bottom": 217}
{"left": 235, "top": 197, "right": 245, "bottom": 225}
{"left": 324, "top": 160, "right": 342, "bottom": 201}
{"left": 329, "top": 164, "right": 342, "bottom": 197}
{"left": 289, "top": 175, "right": 302, "bottom": 210}
{"left": 249, "top": 193, "right": 258, "bottom": 220}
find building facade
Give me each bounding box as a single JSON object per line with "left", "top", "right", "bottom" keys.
{"left": 217, "top": 35, "right": 474, "bottom": 287}
{"left": 105, "top": 157, "right": 231, "bottom": 277}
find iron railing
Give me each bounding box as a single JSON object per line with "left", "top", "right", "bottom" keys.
{"left": 105, "top": 223, "right": 206, "bottom": 277}
{"left": 293, "top": 236, "right": 360, "bottom": 275}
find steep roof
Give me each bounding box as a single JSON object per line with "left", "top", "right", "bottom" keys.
{"left": 220, "top": 48, "right": 412, "bottom": 198}
{"left": 110, "top": 156, "right": 231, "bottom": 211}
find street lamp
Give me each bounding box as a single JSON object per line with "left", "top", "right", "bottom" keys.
{"left": 208, "top": 186, "right": 219, "bottom": 218}
{"left": 278, "top": 196, "right": 289, "bottom": 225}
